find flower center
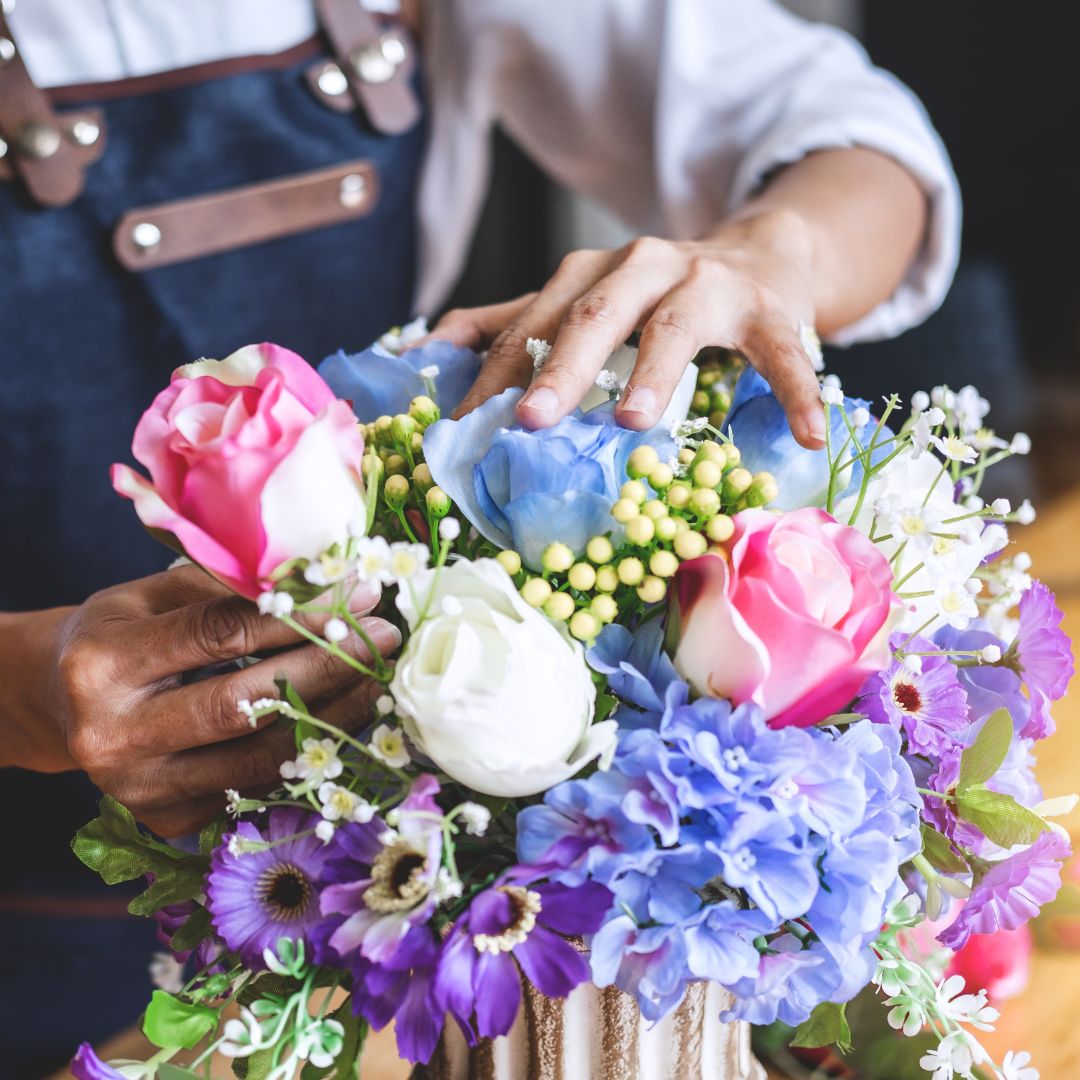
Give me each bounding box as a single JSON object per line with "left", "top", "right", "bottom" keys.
{"left": 256, "top": 863, "right": 312, "bottom": 922}
{"left": 892, "top": 678, "right": 923, "bottom": 715}
{"left": 364, "top": 841, "right": 430, "bottom": 913}
{"left": 473, "top": 885, "right": 543, "bottom": 955}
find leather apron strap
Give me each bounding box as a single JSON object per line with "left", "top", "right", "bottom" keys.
{"left": 0, "top": 8, "right": 102, "bottom": 206}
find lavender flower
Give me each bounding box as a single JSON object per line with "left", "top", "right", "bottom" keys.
{"left": 856, "top": 633, "right": 970, "bottom": 756}
{"left": 207, "top": 808, "right": 332, "bottom": 968}
{"left": 436, "top": 879, "right": 612, "bottom": 1039}
{"left": 935, "top": 625, "right": 1029, "bottom": 727}
{"left": 590, "top": 917, "right": 691, "bottom": 1022}
{"left": 938, "top": 831, "right": 1071, "bottom": 950}
{"left": 319, "top": 775, "right": 444, "bottom": 965}
{"left": 70, "top": 1044, "right": 125, "bottom": 1080}
{"left": 1014, "top": 581, "right": 1074, "bottom": 739}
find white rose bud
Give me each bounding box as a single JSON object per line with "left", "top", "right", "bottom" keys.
{"left": 389, "top": 559, "right": 613, "bottom": 797}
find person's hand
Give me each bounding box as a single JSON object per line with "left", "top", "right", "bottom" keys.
{"left": 427, "top": 210, "right": 826, "bottom": 449}
{"left": 2, "top": 565, "right": 399, "bottom": 837}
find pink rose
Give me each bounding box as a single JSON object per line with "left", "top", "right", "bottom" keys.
{"left": 672, "top": 507, "right": 897, "bottom": 728}
{"left": 112, "top": 343, "right": 366, "bottom": 599}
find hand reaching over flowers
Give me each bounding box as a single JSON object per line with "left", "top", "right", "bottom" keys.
{"left": 426, "top": 149, "right": 928, "bottom": 449}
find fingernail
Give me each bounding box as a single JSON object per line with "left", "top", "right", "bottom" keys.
{"left": 347, "top": 582, "right": 381, "bottom": 614}
{"left": 806, "top": 412, "right": 827, "bottom": 446}
{"left": 360, "top": 618, "right": 402, "bottom": 656}
{"left": 521, "top": 386, "right": 559, "bottom": 417}
{"left": 620, "top": 385, "right": 657, "bottom": 420}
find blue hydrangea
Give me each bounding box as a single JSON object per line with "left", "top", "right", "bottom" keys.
{"left": 423, "top": 389, "right": 677, "bottom": 569}
{"left": 724, "top": 367, "right": 887, "bottom": 510}
{"left": 517, "top": 677, "right": 922, "bottom": 1027}
{"left": 319, "top": 338, "right": 481, "bottom": 423}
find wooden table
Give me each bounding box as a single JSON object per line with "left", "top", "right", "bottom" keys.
{"left": 52, "top": 496, "right": 1080, "bottom": 1080}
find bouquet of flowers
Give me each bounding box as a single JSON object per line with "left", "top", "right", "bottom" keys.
{"left": 71, "top": 323, "right": 1074, "bottom": 1080}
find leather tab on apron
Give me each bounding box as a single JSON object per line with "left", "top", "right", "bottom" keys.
{"left": 0, "top": 11, "right": 99, "bottom": 207}
{"left": 112, "top": 159, "right": 379, "bottom": 271}
{"left": 313, "top": 0, "right": 421, "bottom": 134}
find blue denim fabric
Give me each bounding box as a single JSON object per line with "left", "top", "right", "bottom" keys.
{"left": 0, "top": 51, "right": 424, "bottom": 1076}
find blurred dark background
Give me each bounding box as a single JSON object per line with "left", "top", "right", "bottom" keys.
{"left": 448, "top": 0, "right": 1080, "bottom": 503}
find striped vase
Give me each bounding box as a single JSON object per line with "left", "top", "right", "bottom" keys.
{"left": 414, "top": 976, "right": 766, "bottom": 1080}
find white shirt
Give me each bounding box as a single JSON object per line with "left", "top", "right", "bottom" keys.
{"left": 8, "top": 0, "right": 960, "bottom": 344}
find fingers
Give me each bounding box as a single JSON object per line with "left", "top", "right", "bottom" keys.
{"left": 126, "top": 581, "right": 382, "bottom": 682}
{"left": 614, "top": 278, "right": 712, "bottom": 430}
{"left": 518, "top": 251, "right": 683, "bottom": 429}
{"left": 739, "top": 315, "right": 825, "bottom": 449}
{"left": 114, "top": 677, "right": 388, "bottom": 837}
{"left": 138, "top": 616, "right": 401, "bottom": 755}
{"left": 421, "top": 294, "right": 537, "bottom": 351}
{"left": 453, "top": 249, "right": 613, "bottom": 419}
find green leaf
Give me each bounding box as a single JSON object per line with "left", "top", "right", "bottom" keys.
{"left": 71, "top": 797, "right": 209, "bottom": 917}
{"left": 956, "top": 786, "right": 1049, "bottom": 848}
{"left": 159, "top": 1065, "right": 204, "bottom": 1080}
{"left": 170, "top": 905, "right": 213, "bottom": 954}
{"left": 301, "top": 999, "right": 367, "bottom": 1080}
{"left": 921, "top": 824, "right": 968, "bottom": 875}
{"left": 791, "top": 1001, "right": 852, "bottom": 1053}
{"left": 958, "top": 708, "right": 1013, "bottom": 791}
{"left": 199, "top": 817, "right": 227, "bottom": 856}
{"left": 276, "top": 676, "right": 316, "bottom": 746}
{"left": 142, "top": 990, "right": 218, "bottom": 1050}
{"left": 233, "top": 1047, "right": 276, "bottom": 1080}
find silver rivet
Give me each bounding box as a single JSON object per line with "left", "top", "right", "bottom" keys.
{"left": 317, "top": 62, "right": 349, "bottom": 97}
{"left": 351, "top": 41, "right": 399, "bottom": 85}
{"left": 0, "top": 137, "right": 7, "bottom": 159}
{"left": 339, "top": 173, "right": 367, "bottom": 208}
{"left": 379, "top": 33, "right": 407, "bottom": 66}
{"left": 131, "top": 221, "right": 162, "bottom": 254}
{"left": 0, "top": 37, "right": 15, "bottom": 65}
{"left": 16, "top": 122, "right": 61, "bottom": 160}
{"left": 68, "top": 119, "right": 101, "bottom": 147}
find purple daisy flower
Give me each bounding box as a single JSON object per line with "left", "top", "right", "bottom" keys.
{"left": 856, "top": 633, "right": 969, "bottom": 756}
{"left": 436, "top": 878, "right": 612, "bottom": 1039}
{"left": 938, "top": 830, "right": 1071, "bottom": 951}
{"left": 70, "top": 1044, "right": 125, "bottom": 1080}
{"left": 207, "top": 807, "right": 332, "bottom": 968}
{"left": 319, "top": 775, "right": 443, "bottom": 966}
{"left": 1015, "top": 581, "right": 1074, "bottom": 739}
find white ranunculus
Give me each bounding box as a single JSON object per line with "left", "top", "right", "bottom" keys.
{"left": 389, "top": 558, "right": 613, "bottom": 797}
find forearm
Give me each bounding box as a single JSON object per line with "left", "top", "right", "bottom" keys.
{"left": 0, "top": 607, "right": 76, "bottom": 771}
{"left": 726, "top": 147, "right": 928, "bottom": 336}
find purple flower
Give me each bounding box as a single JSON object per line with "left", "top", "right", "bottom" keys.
{"left": 349, "top": 925, "right": 459, "bottom": 1064}
{"left": 935, "top": 625, "right": 1029, "bottom": 727}
{"left": 207, "top": 808, "right": 332, "bottom": 968}
{"left": 436, "top": 879, "right": 612, "bottom": 1039}
{"left": 515, "top": 773, "right": 656, "bottom": 887}
{"left": 590, "top": 916, "right": 691, "bottom": 1022}
{"left": 721, "top": 935, "right": 850, "bottom": 1027}
{"left": 856, "top": 633, "right": 969, "bottom": 756}
{"left": 938, "top": 831, "right": 1071, "bottom": 950}
{"left": 152, "top": 897, "right": 199, "bottom": 961}
{"left": 70, "top": 1044, "right": 124, "bottom": 1080}
{"left": 319, "top": 775, "right": 444, "bottom": 965}
{"left": 1015, "top": 581, "right": 1074, "bottom": 739}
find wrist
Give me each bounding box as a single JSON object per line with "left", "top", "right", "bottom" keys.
{"left": 0, "top": 606, "right": 78, "bottom": 772}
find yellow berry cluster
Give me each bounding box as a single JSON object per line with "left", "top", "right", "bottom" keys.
{"left": 686, "top": 349, "right": 742, "bottom": 428}
{"left": 360, "top": 397, "right": 451, "bottom": 537}
{"left": 500, "top": 441, "right": 778, "bottom": 643}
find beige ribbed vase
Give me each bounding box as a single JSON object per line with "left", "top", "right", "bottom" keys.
{"left": 414, "top": 977, "right": 766, "bottom": 1080}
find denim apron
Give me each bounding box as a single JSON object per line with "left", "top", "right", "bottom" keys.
{"left": 0, "top": 24, "right": 425, "bottom": 1075}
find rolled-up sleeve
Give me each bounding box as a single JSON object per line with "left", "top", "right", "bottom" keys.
{"left": 465, "top": 0, "right": 960, "bottom": 345}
